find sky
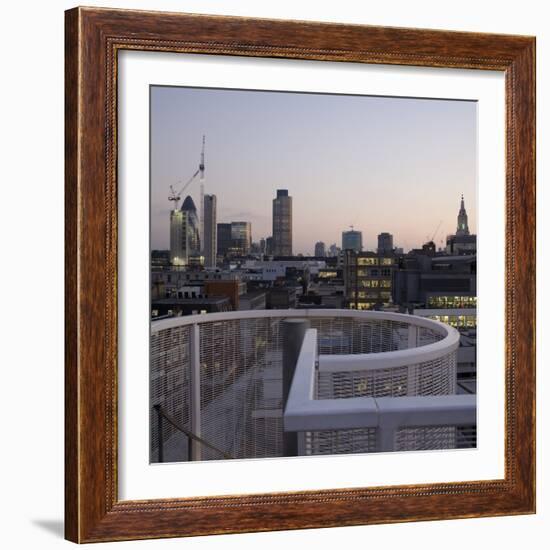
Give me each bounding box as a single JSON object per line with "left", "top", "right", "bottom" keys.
{"left": 150, "top": 85, "right": 477, "bottom": 254}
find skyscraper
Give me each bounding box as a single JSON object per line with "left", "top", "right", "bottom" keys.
{"left": 169, "top": 209, "right": 186, "bottom": 266}
{"left": 377, "top": 232, "right": 394, "bottom": 254}
{"left": 456, "top": 194, "right": 470, "bottom": 236}
{"left": 342, "top": 229, "right": 362, "bottom": 252}
{"left": 265, "top": 236, "right": 274, "bottom": 256}
{"left": 328, "top": 243, "right": 340, "bottom": 257}
{"left": 217, "top": 223, "right": 232, "bottom": 257}
{"left": 314, "top": 241, "right": 326, "bottom": 257}
{"left": 170, "top": 195, "right": 200, "bottom": 266}
{"left": 273, "top": 189, "right": 292, "bottom": 256}
{"left": 203, "top": 194, "right": 217, "bottom": 267}
{"left": 217, "top": 221, "right": 252, "bottom": 257}
{"left": 231, "top": 221, "right": 252, "bottom": 255}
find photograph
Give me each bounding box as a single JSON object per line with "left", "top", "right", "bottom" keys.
{"left": 149, "top": 86, "right": 478, "bottom": 463}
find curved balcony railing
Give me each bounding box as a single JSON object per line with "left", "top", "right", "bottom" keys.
{"left": 150, "top": 309, "right": 465, "bottom": 462}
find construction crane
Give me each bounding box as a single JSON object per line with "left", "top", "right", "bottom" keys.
{"left": 430, "top": 220, "right": 443, "bottom": 242}
{"left": 167, "top": 135, "right": 205, "bottom": 210}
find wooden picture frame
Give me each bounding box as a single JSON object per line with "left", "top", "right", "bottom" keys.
{"left": 65, "top": 6, "right": 536, "bottom": 543}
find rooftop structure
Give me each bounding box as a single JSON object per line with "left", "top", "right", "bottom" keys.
{"left": 150, "top": 309, "right": 474, "bottom": 462}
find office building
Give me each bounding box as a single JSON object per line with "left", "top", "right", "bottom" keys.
{"left": 217, "top": 223, "right": 232, "bottom": 257}
{"left": 328, "top": 243, "right": 340, "bottom": 257}
{"left": 231, "top": 221, "right": 252, "bottom": 255}
{"left": 314, "top": 241, "right": 326, "bottom": 257}
{"left": 393, "top": 253, "right": 476, "bottom": 308}
{"left": 169, "top": 195, "right": 201, "bottom": 266}
{"left": 377, "top": 232, "right": 394, "bottom": 254}
{"left": 265, "top": 236, "right": 274, "bottom": 256}
{"left": 169, "top": 209, "right": 185, "bottom": 266}
{"left": 203, "top": 194, "right": 217, "bottom": 267}
{"left": 343, "top": 250, "right": 396, "bottom": 310}
{"left": 342, "top": 229, "right": 362, "bottom": 252}
{"left": 217, "top": 221, "right": 252, "bottom": 258}
{"left": 272, "top": 189, "right": 292, "bottom": 256}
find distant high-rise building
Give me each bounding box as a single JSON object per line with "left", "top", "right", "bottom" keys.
{"left": 259, "top": 238, "right": 266, "bottom": 255}
{"left": 265, "top": 236, "right": 274, "bottom": 256}
{"left": 231, "top": 221, "right": 252, "bottom": 255}
{"left": 377, "top": 232, "right": 394, "bottom": 254}
{"left": 328, "top": 243, "right": 340, "bottom": 257}
{"left": 217, "top": 223, "right": 232, "bottom": 257}
{"left": 456, "top": 194, "right": 470, "bottom": 236}
{"left": 170, "top": 195, "right": 201, "bottom": 266}
{"left": 342, "top": 229, "right": 362, "bottom": 252}
{"left": 217, "top": 221, "right": 252, "bottom": 257}
{"left": 273, "top": 189, "right": 292, "bottom": 256}
{"left": 170, "top": 209, "right": 186, "bottom": 266}
{"left": 203, "top": 194, "right": 217, "bottom": 267}
{"left": 314, "top": 241, "right": 326, "bottom": 257}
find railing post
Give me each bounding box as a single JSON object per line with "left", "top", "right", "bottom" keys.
{"left": 407, "top": 323, "right": 418, "bottom": 348}
{"left": 297, "top": 432, "right": 309, "bottom": 456}
{"left": 377, "top": 412, "right": 399, "bottom": 453}
{"left": 189, "top": 322, "right": 202, "bottom": 461}
{"left": 153, "top": 404, "right": 164, "bottom": 462}
{"left": 407, "top": 324, "right": 418, "bottom": 395}
{"left": 282, "top": 318, "right": 310, "bottom": 457}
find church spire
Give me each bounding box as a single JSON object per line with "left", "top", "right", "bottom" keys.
{"left": 456, "top": 194, "right": 470, "bottom": 236}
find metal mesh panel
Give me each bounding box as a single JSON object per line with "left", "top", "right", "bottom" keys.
{"left": 150, "top": 325, "right": 192, "bottom": 462}
{"left": 317, "top": 352, "right": 457, "bottom": 400}
{"left": 394, "top": 424, "right": 477, "bottom": 451}
{"left": 417, "top": 326, "right": 443, "bottom": 347}
{"left": 310, "top": 318, "right": 411, "bottom": 355}
{"left": 305, "top": 428, "right": 378, "bottom": 455}
{"left": 414, "top": 352, "right": 457, "bottom": 395}
{"left": 199, "top": 317, "right": 284, "bottom": 460}
{"left": 317, "top": 367, "right": 409, "bottom": 399}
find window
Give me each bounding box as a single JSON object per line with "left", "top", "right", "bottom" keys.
{"left": 381, "top": 258, "right": 394, "bottom": 265}
{"left": 381, "top": 268, "right": 392, "bottom": 277}
{"left": 357, "top": 258, "right": 378, "bottom": 266}
{"left": 380, "top": 280, "right": 391, "bottom": 288}
{"left": 427, "top": 295, "right": 477, "bottom": 308}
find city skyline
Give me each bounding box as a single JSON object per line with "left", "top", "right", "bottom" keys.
{"left": 151, "top": 86, "right": 477, "bottom": 254}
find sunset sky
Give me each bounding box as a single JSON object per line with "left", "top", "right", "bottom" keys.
{"left": 150, "top": 85, "right": 477, "bottom": 254}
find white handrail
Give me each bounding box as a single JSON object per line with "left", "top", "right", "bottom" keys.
{"left": 151, "top": 309, "right": 459, "bottom": 365}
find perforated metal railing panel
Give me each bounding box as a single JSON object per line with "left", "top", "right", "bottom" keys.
{"left": 306, "top": 428, "right": 378, "bottom": 455}
{"left": 150, "top": 313, "right": 460, "bottom": 461}
{"left": 311, "top": 318, "right": 411, "bottom": 354}
{"left": 198, "top": 317, "right": 284, "bottom": 460}
{"left": 317, "top": 354, "right": 456, "bottom": 399}
{"left": 150, "top": 324, "right": 192, "bottom": 462}
{"left": 317, "top": 367, "right": 409, "bottom": 399}
{"left": 394, "top": 425, "right": 477, "bottom": 451}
